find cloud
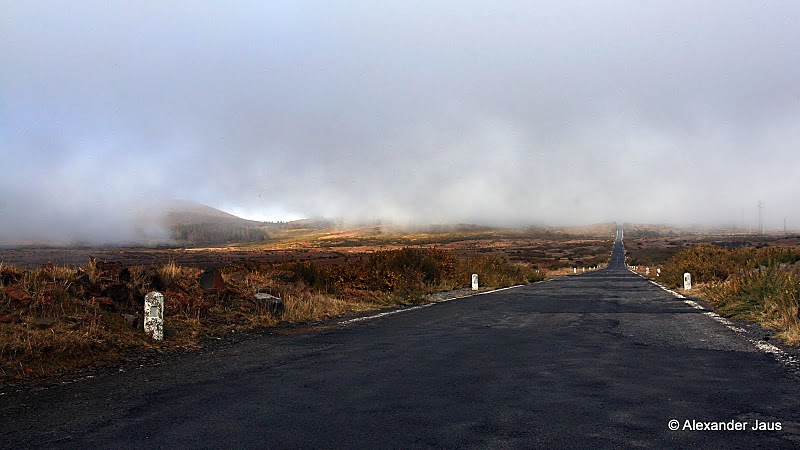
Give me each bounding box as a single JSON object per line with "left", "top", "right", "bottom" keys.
{"left": 2, "top": 0, "right": 800, "bottom": 242}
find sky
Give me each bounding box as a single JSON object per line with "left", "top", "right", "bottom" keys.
{"left": 2, "top": 1, "right": 800, "bottom": 243}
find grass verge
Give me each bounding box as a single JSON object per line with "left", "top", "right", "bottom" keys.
{"left": 653, "top": 245, "right": 800, "bottom": 344}
{"left": 0, "top": 249, "right": 545, "bottom": 382}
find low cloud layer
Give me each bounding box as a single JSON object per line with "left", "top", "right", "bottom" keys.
{"left": 3, "top": 1, "right": 800, "bottom": 243}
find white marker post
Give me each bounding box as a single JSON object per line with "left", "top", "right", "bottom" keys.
{"left": 144, "top": 291, "right": 164, "bottom": 340}
{"left": 645, "top": 267, "right": 650, "bottom": 276}
{"left": 573, "top": 267, "right": 577, "bottom": 274}
{"left": 471, "top": 274, "right": 479, "bottom": 291}
{"left": 683, "top": 273, "right": 692, "bottom": 290}
{"left": 657, "top": 268, "right": 661, "bottom": 277}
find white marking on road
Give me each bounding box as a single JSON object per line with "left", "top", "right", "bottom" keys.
{"left": 338, "top": 304, "right": 433, "bottom": 325}
{"left": 642, "top": 273, "right": 799, "bottom": 373}
{"left": 473, "top": 285, "right": 525, "bottom": 295}
{"left": 338, "top": 285, "right": 526, "bottom": 325}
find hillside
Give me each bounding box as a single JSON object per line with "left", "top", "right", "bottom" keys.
{"left": 163, "top": 201, "right": 273, "bottom": 245}
{"left": 164, "top": 201, "right": 261, "bottom": 227}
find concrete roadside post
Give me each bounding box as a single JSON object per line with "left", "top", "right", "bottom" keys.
{"left": 471, "top": 274, "right": 479, "bottom": 290}
{"left": 657, "top": 268, "right": 661, "bottom": 277}
{"left": 645, "top": 267, "right": 650, "bottom": 276}
{"left": 144, "top": 291, "right": 164, "bottom": 341}
{"left": 683, "top": 273, "right": 692, "bottom": 290}
{"left": 254, "top": 289, "right": 284, "bottom": 316}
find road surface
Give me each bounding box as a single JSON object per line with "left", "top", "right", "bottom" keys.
{"left": 2, "top": 236, "right": 799, "bottom": 448}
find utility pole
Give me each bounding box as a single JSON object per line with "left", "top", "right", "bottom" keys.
{"left": 784, "top": 217, "right": 787, "bottom": 236}
{"left": 757, "top": 200, "right": 764, "bottom": 236}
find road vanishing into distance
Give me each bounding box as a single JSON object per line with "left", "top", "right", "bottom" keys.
{"left": 2, "top": 234, "right": 799, "bottom": 448}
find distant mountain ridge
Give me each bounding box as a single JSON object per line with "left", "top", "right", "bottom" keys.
{"left": 164, "top": 201, "right": 261, "bottom": 227}
{"left": 164, "top": 202, "right": 343, "bottom": 245}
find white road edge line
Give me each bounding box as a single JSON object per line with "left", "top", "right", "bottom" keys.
{"left": 338, "top": 284, "right": 526, "bottom": 326}
{"left": 627, "top": 268, "right": 799, "bottom": 371}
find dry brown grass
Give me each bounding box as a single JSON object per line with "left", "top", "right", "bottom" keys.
{"left": 645, "top": 244, "right": 800, "bottom": 345}
{"left": 0, "top": 293, "right": 156, "bottom": 379}
{"left": 157, "top": 261, "right": 187, "bottom": 288}
{"left": 282, "top": 291, "right": 371, "bottom": 323}
{"left": 0, "top": 247, "right": 566, "bottom": 382}
{"left": 705, "top": 268, "right": 800, "bottom": 345}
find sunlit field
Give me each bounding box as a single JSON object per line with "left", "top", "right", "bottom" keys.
{"left": 0, "top": 223, "right": 615, "bottom": 382}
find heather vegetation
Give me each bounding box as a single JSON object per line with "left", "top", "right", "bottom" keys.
{"left": 656, "top": 245, "right": 800, "bottom": 344}
{"left": 280, "top": 248, "right": 542, "bottom": 300}
{"left": 0, "top": 248, "right": 543, "bottom": 382}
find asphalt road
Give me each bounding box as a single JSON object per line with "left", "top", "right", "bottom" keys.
{"left": 2, "top": 237, "right": 799, "bottom": 448}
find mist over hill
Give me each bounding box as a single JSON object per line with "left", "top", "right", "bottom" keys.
{"left": 4, "top": 2, "right": 799, "bottom": 240}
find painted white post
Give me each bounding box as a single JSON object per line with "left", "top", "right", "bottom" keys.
{"left": 582, "top": 267, "right": 585, "bottom": 272}
{"left": 645, "top": 267, "right": 650, "bottom": 276}
{"left": 573, "top": 267, "right": 577, "bottom": 274}
{"left": 471, "top": 274, "right": 479, "bottom": 290}
{"left": 683, "top": 273, "right": 692, "bottom": 290}
{"left": 144, "top": 291, "right": 164, "bottom": 340}
{"left": 656, "top": 268, "right": 661, "bottom": 277}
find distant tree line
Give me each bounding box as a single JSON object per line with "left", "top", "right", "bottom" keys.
{"left": 171, "top": 223, "right": 270, "bottom": 245}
